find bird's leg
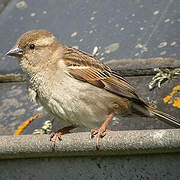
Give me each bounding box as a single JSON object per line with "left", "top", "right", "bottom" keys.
{"left": 91, "top": 113, "right": 114, "bottom": 149}
{"left": 50, "top": 125, "right": 77, "bottom": 147}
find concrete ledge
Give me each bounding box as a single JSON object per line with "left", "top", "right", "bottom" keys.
{"left": 0, "top": 129, "right": 180, "bottom": 159}
{"left": 1, "top": 58, "right": 180, "bottom": 82}
{"left": 107, "top": 58, "right": 180, "bottom": 76}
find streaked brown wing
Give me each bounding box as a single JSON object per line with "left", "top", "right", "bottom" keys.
{"left": 63, "top": 46, "right": 139, "bottom": 100}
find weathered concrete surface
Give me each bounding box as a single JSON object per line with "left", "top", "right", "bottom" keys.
{"left": 107, "top": 58, "right": 180, "bottom": 76}
{"left": 0, "top": 130, "right": 180, "bottom": 179}
{"left": 0, "top": 129, "right": 179, "bottom": 159}
{"left": 1, "top": 153, "right": 180, "bottom": 180}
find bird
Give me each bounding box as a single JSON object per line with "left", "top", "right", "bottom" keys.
{"left": 6, "top": 29, "right": 180, "bottom": 149}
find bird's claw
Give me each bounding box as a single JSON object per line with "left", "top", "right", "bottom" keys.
{"left": 90, "top": 128, "right": 107, "bottom": 150}
{"left": 50, "top": 131, "right": 62, "bottom": 147}
{"left": 49, "top": 125, "right": 76, "bottom": 147}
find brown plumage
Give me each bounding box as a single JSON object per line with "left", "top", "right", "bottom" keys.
{"left": 6, "top": 29, "right": 180, "bottom": 148}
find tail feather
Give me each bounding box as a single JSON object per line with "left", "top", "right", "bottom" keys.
{"left": 149, "top": 107, "right": 180, "bottom": 128}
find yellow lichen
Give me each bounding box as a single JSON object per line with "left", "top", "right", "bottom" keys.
{"left": 163, "top": 95, "right": 173, "bottom": 104}
{"left": 173, "top": 98, "right": 180, "bottom": 108}
{"left": 14, "top": 113, "right": 43, "bottom": 135}
{"left": 163, "top": 86, "right": 180, "bottom": 109}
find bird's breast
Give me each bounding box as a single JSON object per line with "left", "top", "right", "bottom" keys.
{"left": 31, "top": 73, "right": 116, "bottom": 128}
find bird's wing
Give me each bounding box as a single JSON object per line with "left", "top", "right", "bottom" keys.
{"left": 63, "top": 47, "right": 139, "bottom": 101}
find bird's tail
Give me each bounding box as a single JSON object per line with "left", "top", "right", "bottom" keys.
{"left": 148, "top": 107, "right": 180, "bottom": 128}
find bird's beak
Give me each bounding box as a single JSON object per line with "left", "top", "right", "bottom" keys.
{"left": 6, "top": 46, "right": 24, "bottom": 57}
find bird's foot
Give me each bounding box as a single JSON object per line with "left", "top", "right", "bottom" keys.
{"left": 50, "top": 125, "right": 77, "bottom": 147}
{"left": 90, "top": 113, "right": 113, "bottom": 150}
{"left": 50, "top": 131, "right": 63, "bottom": 147}
{"left": 90, "top": 128, "right": 109, "bottom": 150}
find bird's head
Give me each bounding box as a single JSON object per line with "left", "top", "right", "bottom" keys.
{"left": 6, "top": 29, "right": 62, "bottom": 74}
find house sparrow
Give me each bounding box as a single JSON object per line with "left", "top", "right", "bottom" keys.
{"left": 6, "top": 29, "right": 180, "bottom": 149}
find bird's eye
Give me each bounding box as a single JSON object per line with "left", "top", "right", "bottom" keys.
{"left": 29, "top": 44, "right": 35, "bottom": 50}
